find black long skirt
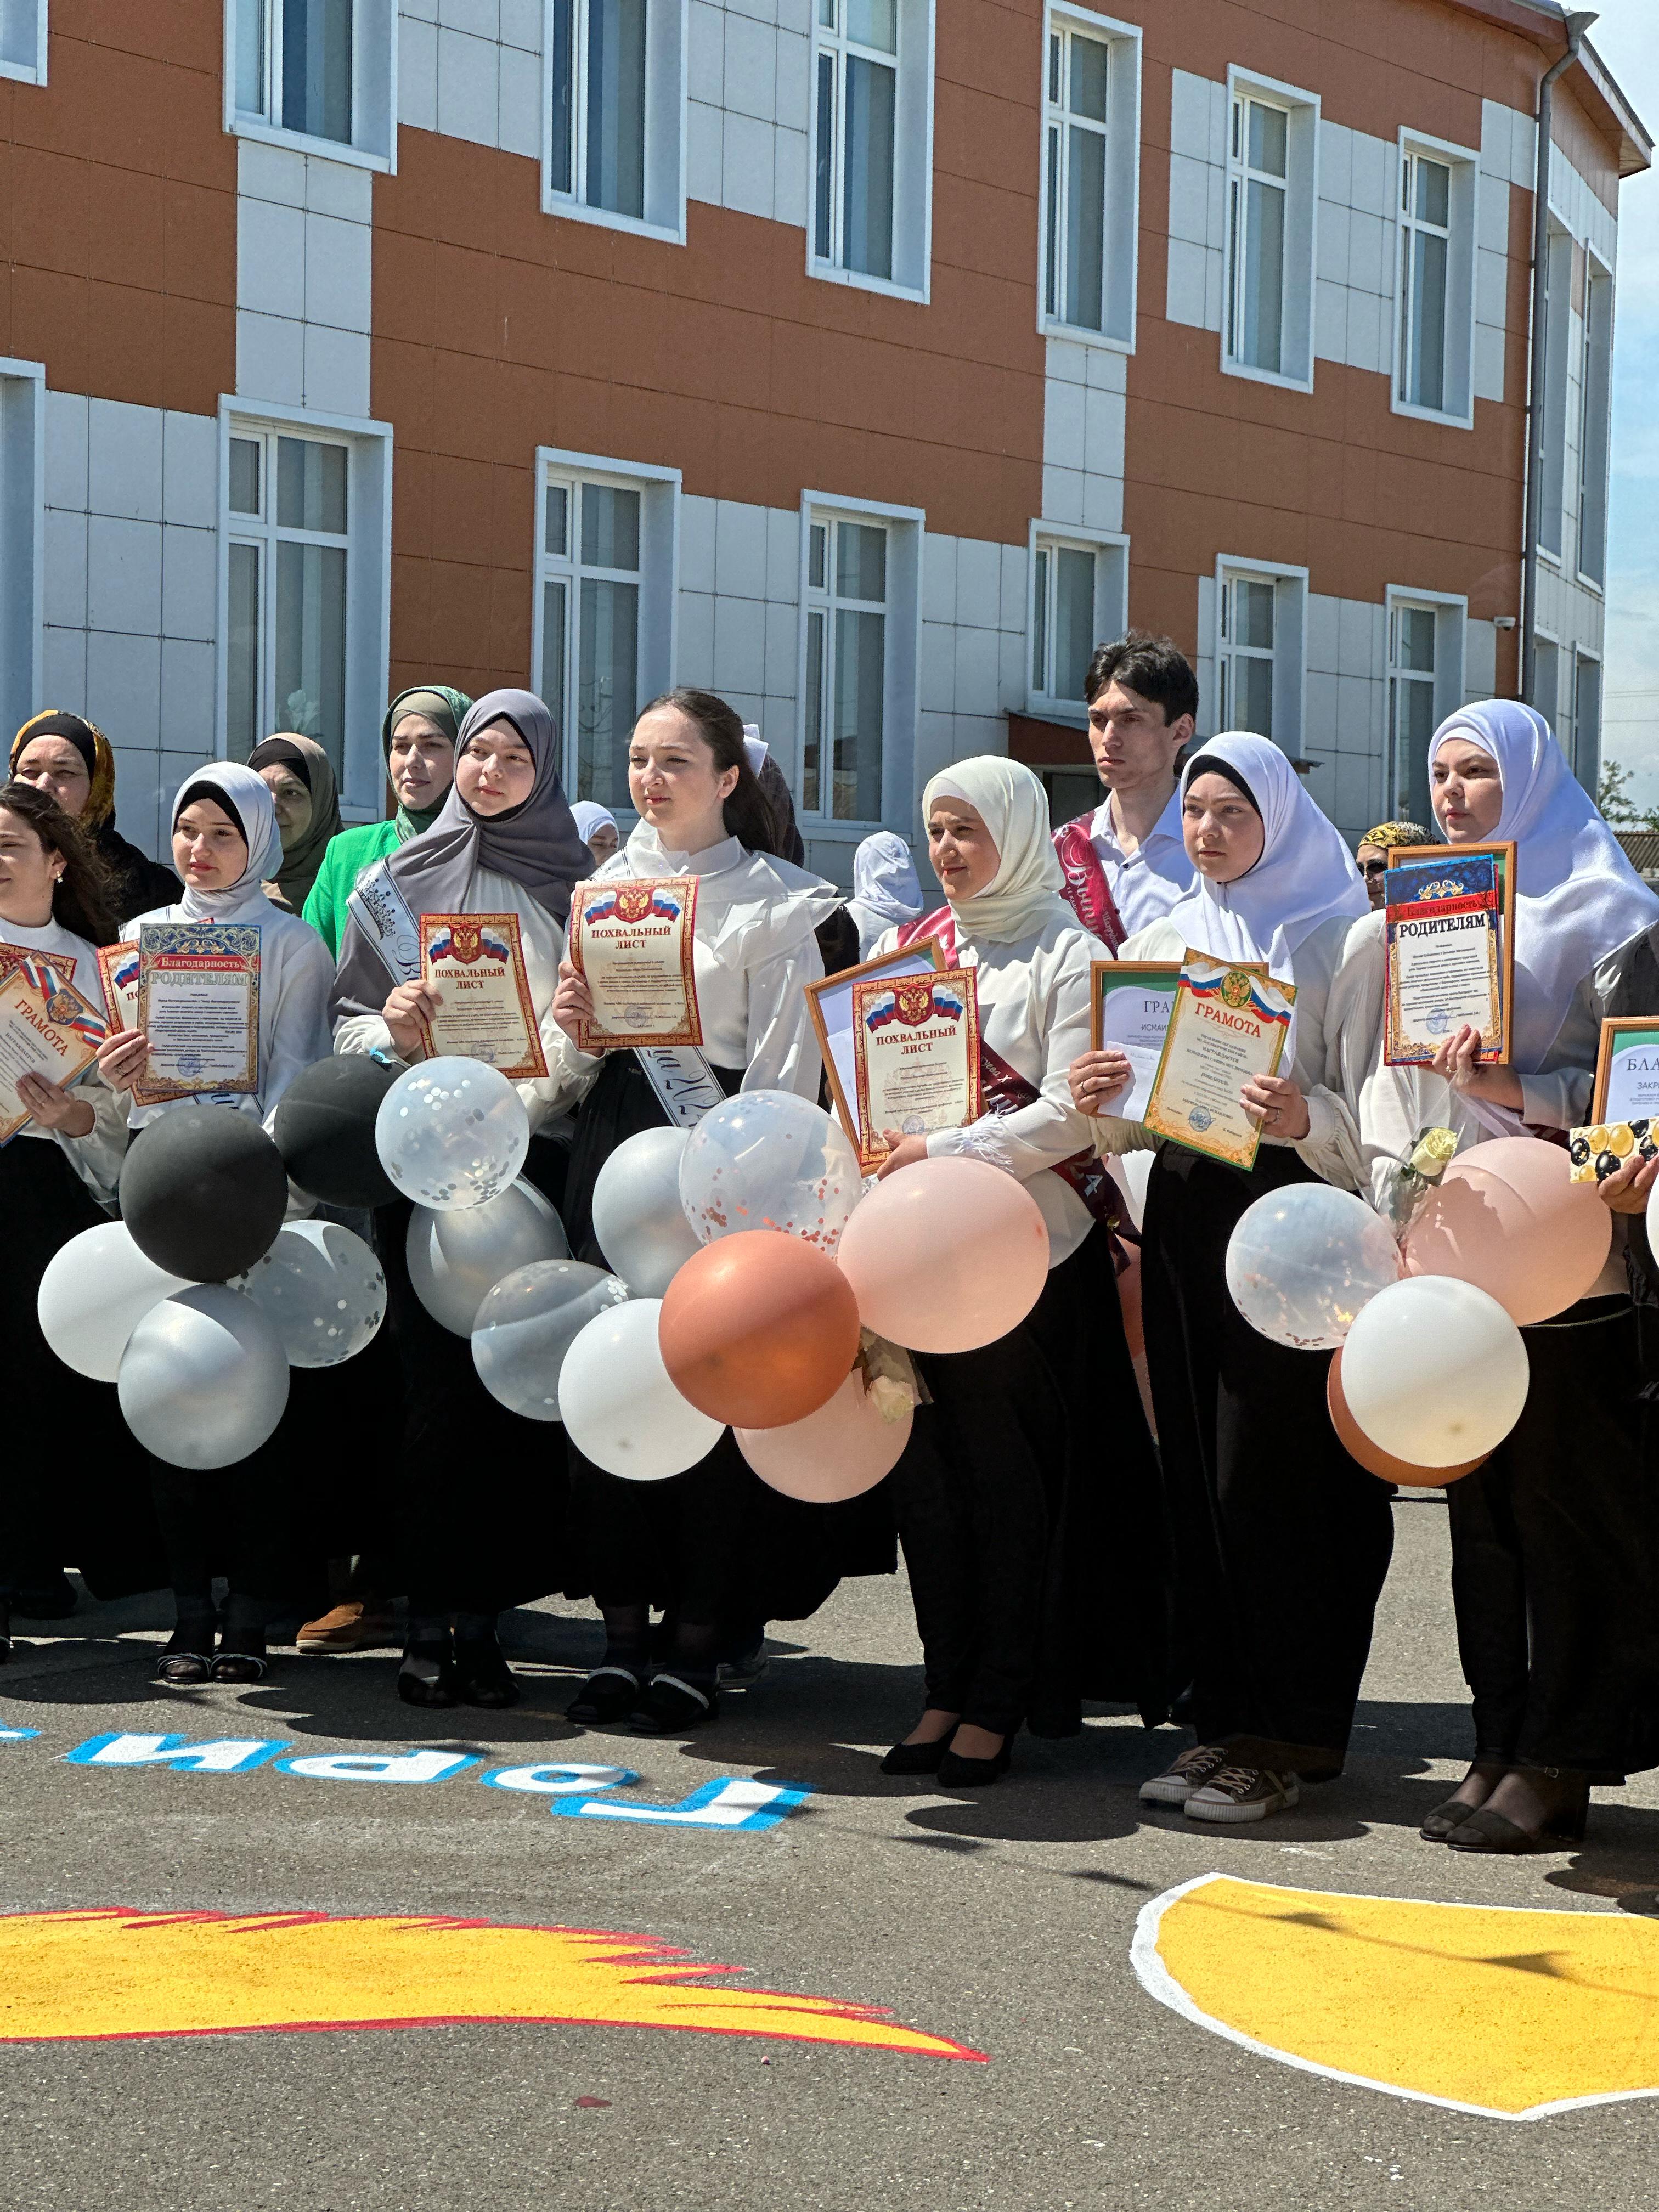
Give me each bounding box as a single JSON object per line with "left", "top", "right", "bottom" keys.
{"left": 1141, "top": 1141, "right": 1395, "bottom": 1777}
{"left": 370, "top": 1130, "right": 574, "bottom": 1615}
{"left": 564, "top": 1053, "right": 895, "bottom": 1625}
{"left": 0, "top": 1135, "right": 165, "bottom": 1601}
{"left": 895, "top": 1217, "right": 1169, "bottom": 1739}
{"left": 1446, "top": 1295, "right": 1659, "bottom": 1778}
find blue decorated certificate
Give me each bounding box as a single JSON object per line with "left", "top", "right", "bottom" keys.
{"left": 135, "top": 921, "right": 261, "bottom": 1104}
{"left": 1384, "top": 846, "right": 1511, "bottom": 1066}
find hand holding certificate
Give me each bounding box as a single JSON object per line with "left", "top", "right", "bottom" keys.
{"left": 849, "top": 967, "right": 983, "bottom": 1173}
{"left": 0, "top": 955, "right": 107, "bottom": 1143}
{"left": 568, "top": 877, "right": 702, "bottom": 1052}
{"left": 1090, "top": 961, "right": 1182, "bottom": 1121}
{"left": 1143, "top": 953, "right": 1296, "bottom": 1171}
{"left": 415, "top": 912, "right": 547, "bottom": 1080}
{"left": 133, "top": 923, "right": 261, "bottom": 1105}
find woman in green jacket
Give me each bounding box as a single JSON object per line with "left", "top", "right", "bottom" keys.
{"left": 302, "top": 686, "right": 471, "bottom": 954}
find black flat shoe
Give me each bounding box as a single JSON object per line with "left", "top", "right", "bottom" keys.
{"left": 937, "top": 1739, "right": 1012, "bottom": 1788}
{"left": 1447, "top": 1797, "right": 1588, "bottom": 1853}
{"left": 630, "top": 1674, "right": 718, "bottom": 1735}
{"left": 398, "top": 1638, "right": 458, "bottom": 1708}
{"left": 155, "top": 1617, "right": 217, "bottom": 1686}
{"left": 210, "top": 1649, "right": 268, "bottom": 1685}
{"left": 566, "top": 1666, "right": 642, "bottom": 1724}
{"left": 454, "top": 1635, "right": 519, "bottom": 1710}
{"left": 881, "top": 1737, "right": 951, "bottom": 1775}
{"left": 1421, "top": 1795, "right": 1485, "bottom": 1842}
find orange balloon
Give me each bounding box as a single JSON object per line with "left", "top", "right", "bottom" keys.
{"left": 658, "top": 1229, "right": 861, "bottom": 1430}
{"left": 1402, "top": 1135, "right": 1610, "bottom": 1327}
{"left": 1327, "top": 1347, "right": 1487, "bottom": 1487}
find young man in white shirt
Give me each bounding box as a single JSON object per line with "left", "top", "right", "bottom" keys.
{"left": 1053, "top": 633, "right": 1197, "bottom": 946}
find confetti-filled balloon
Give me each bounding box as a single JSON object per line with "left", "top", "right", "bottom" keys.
{"left": 1225, "top": 1183, "right": 1402, "bottom": 1351}
{"left": 679, "top": 1089, "right": 863, "bottom": 1254}
{"left": 230, "top": 1220, "right": 386, "bottom": 1367}
{"left": 374, "top": 1057, "right": 529, "bottom": 1211}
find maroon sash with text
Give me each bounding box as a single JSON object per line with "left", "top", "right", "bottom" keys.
{"left": 1052, "top": 817, "right": 1126, "bottom": 952}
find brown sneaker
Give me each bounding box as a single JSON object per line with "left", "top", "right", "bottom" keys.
{"left": 296, "top": 1600, "right": 397, "bottom": 1654}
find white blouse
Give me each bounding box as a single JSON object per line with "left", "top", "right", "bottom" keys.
{"left": 122, "top": 896, "right": 335, "bottom": 1135}
{"left": 1087, "top": 911, "right": 1384, "bottom": 1193}
{"left": 0, "top": 913, "right": 128, "bottom": 1196}
{"left": 332, "top": 865, "right": 568, "bottom": 1133}
{"left": 546, "top": 830, "right": 838, "bottom": 1108}
{"left": 870, "top": 912, "right": 1105, "bottom": 1266}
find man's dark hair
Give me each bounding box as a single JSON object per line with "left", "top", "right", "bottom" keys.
{"left": 1084, "top": 631, "right": 1199, "bottom": 727}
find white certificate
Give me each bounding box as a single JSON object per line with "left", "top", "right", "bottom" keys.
{"left": 1091, "top": 961, "right": 1182, "bottom": 1123}
{"left": 135, "top": 921, "right": 261, "bottom": 1104}
{"left": 805, "top": 942, "right": 944, "bottom": 1155}
{"left": 569, "top": 877, "right": 702, "bottom": 1051}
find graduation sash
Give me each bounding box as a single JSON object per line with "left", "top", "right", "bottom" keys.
{"left": 1052, "top": 817, "right": 1127, "bottom": 952}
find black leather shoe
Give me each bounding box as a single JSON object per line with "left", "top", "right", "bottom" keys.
{"left": 937, "top": 1738, "right": 1012, "bottom": 1788}
{"left": 881, "top": 1737, "right": 951, "bottom": 1775}
{"left": 455, "top": 1634, "right": 519, "bottom": 1710}
{"left": 398, "top": 1638, "right": 458, "bottom": 1708}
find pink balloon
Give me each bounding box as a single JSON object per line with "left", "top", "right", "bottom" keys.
{"left": 735, "top": 1370, "right": 912, "bottom": 1501}
{"left": 1401, "top": 1135, "right": 1611, "bottom": 1327}
{"left": 835, "top": 1157, "right": 1050, "bottom": 1353}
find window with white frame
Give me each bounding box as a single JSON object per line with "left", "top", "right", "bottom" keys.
{"left": 544, "top": 0, "right": 686, "bottom": 239}
{"left": 0, "top": 1, "right": 47, "bottom": 85}
{"left": 1224, "top": 74, "right": 1316, "bottom": 388}
{"left": 811, "top": 0, "right": 934, "bottom": 298}
{"left": 1386, "top": 592, "right": 1464, "bottom": 824}
{"left": 1041, "top": 9, "right": 1139, "bottom": 346}
{"left": 1578, "top": 257, "right": 1613, "bottom": 588}
{"left": 535, "top": 456, "right": 677, "bottom": 810}
{"left": 225, "top": 428, "right": 351, "bottom": 779}
{"left": 1215, "top": 561, "right": 1306, "bottom": 751}
{"left": 1538, "top": 225, "right": 1572, "bottom": 561}
{"left": 1028, "top": 527, "right": 1128, "bottom": 719}
{"left": 1570, "top": 650, "right": 1601, "bottom": 794}
{"left": 228, "top": 0, "right": 394, "bottom": 166}
{"left": 803, "top": 514, "right": 887, "bottom": 822}
{"left": 1532, "top": 633, "right": 1561, "bottom": 730}
{"left": 1394, "top": 136, "right": 1475, "bottom": 424}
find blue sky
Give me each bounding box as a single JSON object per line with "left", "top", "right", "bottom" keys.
{"left": 1590, "top": 3, "right": 1659, "bottom": 801}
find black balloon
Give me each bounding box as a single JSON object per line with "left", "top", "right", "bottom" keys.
{"left": 273, "top": 1054, "right": 400, "bottom": 1209}
{"left": 121, "top": 1105, "right": 291, "bottom": 1282}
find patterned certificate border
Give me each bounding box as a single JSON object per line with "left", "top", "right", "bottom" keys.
{"left": 1383, "top": 840, "right": 1515, "bottom": 1068}
{"left": 848, "top": 964, "right": 983, "bottom": 1174}
{"left": 416, "top": 910, "right": 548, "bottom": 1081}
{"left": 568, "top": 874, "right": 703, "bottom": 1052}
{"left": 96, "top": 942, "right": 141, "bottom": 1033}
{"left": 0, "top": 957, "right": 107, "bottom": 1145}
{"left": 133, "top": 922, "right": 261, "bottom": 1105}
{"left": 805, "top": 939, "right": 945, "bottom": 1153}
{"left": 1142, "top": 953, "right": 1295, "bottom": 1173}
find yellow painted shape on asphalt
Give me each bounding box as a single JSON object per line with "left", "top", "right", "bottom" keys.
{"left": 0, "top": 1910, "right": 982, "bottom": 2059}
{"left": 1136, "top": 1875, "right": 1659, "bottom": 2119}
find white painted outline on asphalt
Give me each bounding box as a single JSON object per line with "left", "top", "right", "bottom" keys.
{"left": 1131, "top": 1871, "right": 1659, "bottom": 2124}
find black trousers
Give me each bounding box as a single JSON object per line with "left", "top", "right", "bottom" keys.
{"left": 1143, "top": 1142, "right": 1395, "bottom": 1776}
{"left": 894, "top": 1222, "right": 1168, "bottom": 1740}
{"left": 1446, "top": 1297, "right": 1659, "bottom": 1778}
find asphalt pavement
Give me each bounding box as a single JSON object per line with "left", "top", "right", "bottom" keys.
{"left": 1, "top": 1496, "right": 1655, "bottom": 2212}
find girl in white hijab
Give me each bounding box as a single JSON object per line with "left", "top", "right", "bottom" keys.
{"left": 866, "top": 755, "right": 1167, "bottom": 1787}
{"left": 845, "top": 829, "right": 923, "bottom": 955}
{"left": 92, "top": 761, "right": 337, "bottom": 1694}
{"left": 1068, "top": 732, "right": 1390, "bottom": 1827}
{"left": 1356, "top": 701, "right": 1659, "bottom": 1854}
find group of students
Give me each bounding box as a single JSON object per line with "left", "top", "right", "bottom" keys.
{"left": 3, "top": 631, "right": 1655, "bottom": 1849}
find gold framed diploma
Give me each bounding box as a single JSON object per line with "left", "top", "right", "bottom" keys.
{"left": 849, "top": 966, "right": 982, "bottom": 1174}
{"left": 416, "top": 911, "right": 547, "bottom": 1080}
{"left": 569, "top": 877, "right": 702, "bottom": 1052}
{"left": 134, "top": 921, "right": 261, "bottom": 1105}
{"left": 1090, "top": 961, "right": 1184, "bottom": 1122}
{"left": 806, "top": 940, "right": 944, "bottom": 1153}
{"left": 1384, "top": 842, "right": 1516, "bottom": 1067}
{"left": 1142, "top": 952, "right": 1296, "bottom": 1171}
{"left": 96, "top": 942, "right": 141, "bottom": 1032}
{"left": 0, "top": 955, "right": 107, "bottom": 1144}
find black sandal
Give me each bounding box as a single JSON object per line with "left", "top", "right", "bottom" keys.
{"left": 209, "top": 1650, "right": 268, "bottom": 1684}
{"left": 629, "top": 1673, "right": 718, "bottom": 1735}
{"left": 454, "top": 1634, "right": 519, "bottom": 1711}
{"left": 155, "top": 1615, "right": 218, "bottom": 1687}
{"left": 566, "top": 1665, "right": 642, "bottom": 1724}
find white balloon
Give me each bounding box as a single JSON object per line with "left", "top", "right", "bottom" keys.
{"left": 1226, "top": 1183, "right": 1401, "bottom": 1351}
{"left": 406, "top": 1177, "right": 570, "bottom": 1336}
{"left": 471, "top": 1259, "right": 631, "bottom": 1420}
{"left": 591, "top": 1126, "right": 701, "bottom": 1296}
{"left": 230, "top": 1220, "right": 386, "bottom": 1367}
{"left": 374, "top": 1056, "right": 529, "bottom": 1211}
{"left": 1340, "top": 1275, "right": 1529, "bottom": 1468}
{"left": 37, "top": 1221, "right": 191, "bottom": 1383}
{"left": 678, "top": 1088, "right": 863, "bottom": 1255}
{"left": 118, "top": 1285, "right": 291, "bottom": 1469}
{"left": 558, "top": 1297, "right": 722, "bottom": 1480}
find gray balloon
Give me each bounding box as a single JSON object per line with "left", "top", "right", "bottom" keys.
{"left": 118, "top": 1285, "right": 290, "bottom": 1470}
{"left": 590, "top": 1125, "right": 700, "bottom": 1295}
{"left": 230, "top": 1220, "right": 387, "bottom": 1368}
{"left": 471, "top": 1260, "right": 631, "bottom": 1421}
{"left": 406, "top": 1177, "right": 571, "bottom": 1336}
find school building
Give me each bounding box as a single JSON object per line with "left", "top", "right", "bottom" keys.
{"left": 0, "top": 0, "right": 1646, "bottom": 881}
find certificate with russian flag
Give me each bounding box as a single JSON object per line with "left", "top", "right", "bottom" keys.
{"left": 849, "top": 966, "right": 983, "bottom": 1174}
{"left": 1143, "top": 952, "right": 1296, "bottom": 1172}
{"left": 568, "top": 876, "right": 703, "bottom": 1054}
{"left": 0, "top": 953, "right": 108, "bottom": 1144}
{"left": 417, "top": 911, "right": 547, "bottom": 1081}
